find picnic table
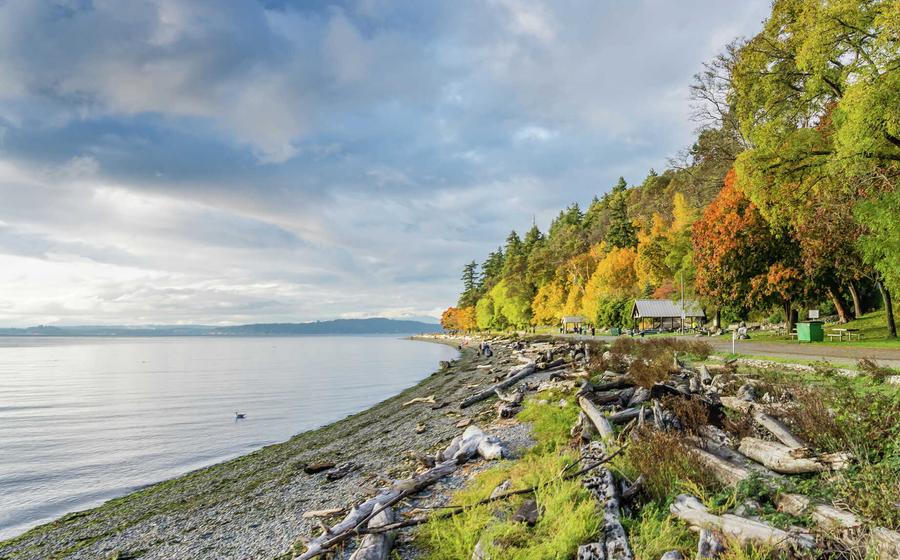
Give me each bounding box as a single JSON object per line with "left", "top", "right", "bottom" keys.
{"left": 828, "top": 328, "right": 862, "bottom": 341}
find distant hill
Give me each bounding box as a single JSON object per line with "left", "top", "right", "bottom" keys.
{"left": 0, "top": 318, "right": 443, "bottom": 337}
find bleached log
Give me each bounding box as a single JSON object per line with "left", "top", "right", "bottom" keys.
{"left": 774, "top": 493, "right": 861, "bottom": 530}
{"left": 751, "top": 412, "right": 806, "bottom": 449}
{"left": 581, "top": 442, "right": 633, "bottom": 560}
{"left": 298, "top": 426, "right": 505, "bottom": 559}
{"left": 303, "top": 508, "right": 344, "bottom": 519}
{"left": 460, "top": 362, "right": 537, "bottom": 408}
{"left": 579, "top": 396, "right": 615, "bottom": 440}
{"left": 689, "top": 447, "right": 753, "bottom": 487}
{"left": 696, "top": 529, "right": 724, "bottom": 558}
{"left": 441, "top": 425, "right": 507, "bottom": 462}
{"left": 871, "top": 527, "right": 900, "bottom": 559}
{"left": 738, "top": 437, "right": 850, "bottom": 474}
{"left": 670, "top": 494, "right": 814, "bottom": 550}
{"left": 719, "top": 396, "right": 754, "bottom": 414}
{"left": 348, "top": 507, "right": 395, "bottom": 560}
{"left": 296, "top": 461, "right": 458, "bottom": 559}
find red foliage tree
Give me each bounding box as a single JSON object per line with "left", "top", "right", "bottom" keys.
{"left": 692, "top": 170, "right": 808, "bottom": 330}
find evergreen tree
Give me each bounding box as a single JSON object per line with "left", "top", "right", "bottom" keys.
{"left": 606, "top": 194, "right": 637, "bottom": 249}
{"left": 458, "top": 261, "right": 479, "bottom": 307}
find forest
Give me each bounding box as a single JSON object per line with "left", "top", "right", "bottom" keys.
{"left": 442, "top": 0, "right": 899, "bottom": 339}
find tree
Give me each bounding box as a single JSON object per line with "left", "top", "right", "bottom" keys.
{"left": 458, "top": 261, "right": 479, "bottom": 308}
{"left": 606, "top": 194, "right": 637, "bottom": 249}
{"left": 581, "top": 245, "right": 639, "bottom": 324}
{"left": 855, "top": 188, "right": 900, "bottom": 337}
{"left": 479, "top": 248, "right": 504, "bottom": 292}
{"left": 692, "top": 170, "right": 806, "bottom": 332}
{"left": 531, "top": 280, "right": 566, "bottom": 326}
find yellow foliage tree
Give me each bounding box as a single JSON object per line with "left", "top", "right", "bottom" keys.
{"left": 531, "top": 280, "right": 566, "bottom": 326}
{"left": 581, "top": 246, "right": 639, "bottom": 321}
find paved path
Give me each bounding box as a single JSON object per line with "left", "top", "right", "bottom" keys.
{"left": 559, "top": 334, "right": 900, "bottom": 369}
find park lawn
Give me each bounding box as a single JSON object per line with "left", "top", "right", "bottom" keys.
{"left": 713, "top": 310, "right": 900, "bottom": 349}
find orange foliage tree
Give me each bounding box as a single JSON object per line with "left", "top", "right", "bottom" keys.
{"left": 692, "top": 170, "right": 807, "bottom": 330}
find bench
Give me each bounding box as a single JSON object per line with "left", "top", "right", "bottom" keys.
{"left": 827, "top": 333, "right": 843, "bottom": 342}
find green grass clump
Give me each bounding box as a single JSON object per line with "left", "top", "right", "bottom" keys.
{"left": 418, "top": 390, "right": 600, "bottom": 560}
{"left": 623, "top": 502, "right": 694, "bottom": 560}
{"left": 517, "top": 391, "right": 579, "bottom": 453}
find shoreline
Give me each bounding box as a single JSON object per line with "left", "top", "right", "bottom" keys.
{"left": 0, "top": 335, "right": 488, "bottom": 559}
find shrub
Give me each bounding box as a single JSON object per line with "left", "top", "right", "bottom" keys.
{"left": 617, "top": 427, "right": 719, "bottom": 500}
{"left": 662, "top": 395, "right": 711, "bottom": 434}
{"left": 857, "top": 357, "right": 895, "bottom": 384}
{"left": 630, "top": 354, "right": 675, "bottom": 389}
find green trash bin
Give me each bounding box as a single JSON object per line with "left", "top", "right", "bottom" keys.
{"left": 609, "top": 327, "right": 621, "bottom": 336}
{"left": 796, "top": 321, "right": 824, "bottom": 342}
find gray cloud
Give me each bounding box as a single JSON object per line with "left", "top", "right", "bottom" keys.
{"left": 0, "top": 0, "right": 768, "bottom": 326}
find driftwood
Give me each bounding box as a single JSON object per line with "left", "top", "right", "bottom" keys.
{"left": 627, "top": 386, "right": 650, "bottom": 407}
{"left": 738, "top": 437, "right": 850, "bottom": 474}
{"left": 296, "top": 461, "right": 458, "bottom": 559}
{"left": 297, "top": 426, "right": 504, "bottom": 559}
{"left": 593, "top": 376, "right": 635, "bottom": 392}
{"left": 670, "top": 494, "right": 814, "bottom": 550}
{"left": 607, "top": 407, "right": 651, "bottom": 425}
{"left": 402, "top": 395, "right": 436, "bottom": 407}
{"left": 719, "top": 397, "right": 805, "bottom": 448}
{"left": 348, "top": 507, "right": 395, "bottom": 560}
{"left": 460, "top": 362, "right": 540, "bottom": 408}
{"left": 697, "top": 529, "right": 725, "bottom": 558}
{"left": 579, "top": 441, "right": 633, "bottom": 560}
{"left": 871, "top": 527, "right": 900, "bottom": 559}
{"left": 579, "top": 396, "right": 615, "bottom": 439}
{"left": 774, "top": 493, "right": 861, "bottom": 530}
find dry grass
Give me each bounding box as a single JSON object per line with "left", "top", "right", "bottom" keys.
{"left": 629, "top": 354, "right": 676, "bottom": 389}
{"left": 856, "top": 357, "right": 895, "bottom": 384}
{"left": 662, "top": 395, "right": 711, "bottom": 434}
{"left": 616, "top": 427, "right": 719, "bottom": 500}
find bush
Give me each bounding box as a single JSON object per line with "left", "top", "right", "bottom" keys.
{"left": 616, "top": 427, "right": 719, "bottom": 500}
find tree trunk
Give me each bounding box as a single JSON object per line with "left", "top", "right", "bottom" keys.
{"left": 783, "top": 301, "right": 794, "bottom": 333}
{"left": 877, "top": 279, "right": 897, "bottom": 338}
{"left": 848, "top": 281, "right": 863, "bottom": 318}
{"left": 714, "top": 308, "right": 721, "bottom": 329}
{"left": 827, "top": 286, "right": 851, "bottom": 324}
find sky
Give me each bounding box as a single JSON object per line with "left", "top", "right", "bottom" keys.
{"left": 0, "top": 0, "right": 770, "bottom": 327}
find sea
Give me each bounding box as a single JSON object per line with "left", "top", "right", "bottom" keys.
{"left": 0, "top": 335, "right": 457, "bottom": 540}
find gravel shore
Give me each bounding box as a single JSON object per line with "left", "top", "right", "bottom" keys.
{"left": 0, "top": 336, "right": 533, "bottom": 560}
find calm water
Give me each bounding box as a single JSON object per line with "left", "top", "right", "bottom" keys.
{"left": 0, "top": 335, "right": 457, "bottom": 540}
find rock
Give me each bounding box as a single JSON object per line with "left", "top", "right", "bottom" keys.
{"left": 416, "top": 423, "right": 427, "bottom": 434}
{"left": 736, "top": 383, "right": 757, "bottom": 402}
{"left": 660, "top": 551, "right": 684, "bottom": 560}
{"left": 489, "top": 479, "right": 512, "bottom": 499}
{"left": 456, "top": 418, "right": 472, "bottom": 428}
{"left": 303, "top": 462, "right": 335, "bottom": 474}
{"left": 325, "top": 462, "right": 356, "bottom": 481}
{"left": 512, "top": 499, "right": 539, "bottom": 526}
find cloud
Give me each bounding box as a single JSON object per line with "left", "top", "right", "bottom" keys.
{"left": 0, "top": 0, "right": 770, "bottom": 325}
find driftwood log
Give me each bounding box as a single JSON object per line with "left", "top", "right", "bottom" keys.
{"left": 719, "top": 397, "right": 805, "bottom": 448}
{"left": 774, "top": 493, "right": 861, "bottom": 530}
{"left": 738, "top": 437, "right": 850, "bottom": 474}
{"left": 297, "top": 426, "right": 504, "bottom": 559}
{"left": 348, "top": 507, "right": 395, "bottom": 560}
{"left": 579, "top": 396, "right": 615, "bottom": 440}
{"left": 670, "top": 494, "right": 814, "bottom": 550}
{"left": 578, "top": 441, "right": 633, "bottom": 560}
{"left": 460, "top": 362, "right": 543, "bottom": 408}
{"left": 696, "top": 529, "right": 725, "bottom": 558}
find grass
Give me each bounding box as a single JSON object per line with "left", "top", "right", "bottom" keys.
{"left": 717, "top": 310, "right": 900, "bottom": 348}
{"left": 417, "top": 391, "right": 603, "bottom": 560}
